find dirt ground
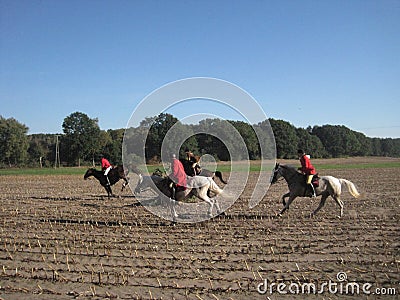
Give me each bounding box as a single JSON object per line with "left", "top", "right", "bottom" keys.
{"left": 0, "top": 158, "right": 399, "bottom": 299}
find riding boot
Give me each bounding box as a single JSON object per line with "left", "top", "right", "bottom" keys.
{"left": 106, "top": 175, "right": 111, "bottom": 187}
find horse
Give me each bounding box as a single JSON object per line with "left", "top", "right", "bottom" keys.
{"left": 134, "top": 174, "right": 165, "bottom": 195}
{"left": 271, "top": 163, "right": 360, "bottom": 217}
{"left": 179, "top": 158, "right": 227, "bottom": 184}
{"left": 134, "top": 173, "right": 224, "bottom": 221}
{"left": 84, "top": 165, "right": 129, "bottom": 197}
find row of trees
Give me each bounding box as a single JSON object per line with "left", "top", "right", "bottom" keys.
{"left": 1, "top": 112, "right": 399, "bottom": 168}
{"left": 1, "top": 113, "right": 123, "bottom": 168}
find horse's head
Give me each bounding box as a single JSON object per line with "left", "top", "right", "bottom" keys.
{"left": 271, "top": 163, "right": 281, "bottom": 184}
{"left": 83, "top": 168, "right": 96, "bottom": 180}
{"left": 152, "top": 168, "right": 164, "bottom": 177}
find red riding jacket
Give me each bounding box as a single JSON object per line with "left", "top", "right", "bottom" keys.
{"left": 101, "top": 158, "right": 111, "bottom": 171}
{"left": 299, "top": 154, "right": 316, "bottom": 175}
{"left": 170, "top": 158, "right": 187, "bottom": 188}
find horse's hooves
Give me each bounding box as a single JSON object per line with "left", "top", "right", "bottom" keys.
{"left": 172, "top": 214, "right": 179, "bottom": 222}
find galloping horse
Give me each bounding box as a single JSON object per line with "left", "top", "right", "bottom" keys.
{"left": 134, "top": 173, "right": 224, "bottom": 221}
{"left": 179, "top": 159, "right": 227, "bottom": 184}
{"left": 84, "top": 165, "right": 129, "bottom": 197}
{"left": 271, "top": 163, "right": 360, "bottom": 217}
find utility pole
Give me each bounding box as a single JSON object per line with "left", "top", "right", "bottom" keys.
{"left": 54, "top": 135, "right": 61, "bottom": 168}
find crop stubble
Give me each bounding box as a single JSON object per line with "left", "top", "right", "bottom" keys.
{"left": 0, "top": 165, "right": 399, "bottom": 299}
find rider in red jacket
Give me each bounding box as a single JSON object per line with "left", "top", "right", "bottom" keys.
{"left": 170, "top": 154, "right": 187, "bottom": 187}
{"left": 169, "top": 154, "right": 187, "bottom": 199}
{"left": 297, "top": 149, "right": 316, "bottom": 197}
{"left": 101, "top": 156, "right": 112, "bottom": 186}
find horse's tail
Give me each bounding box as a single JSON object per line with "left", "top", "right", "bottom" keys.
{"left": 339, "top": 179, "right": 360, "bottom": 198}
{"left": 208, "top": 178, "right": 223, "bottom": 196}
{"left": 214, "top": 171, "right": 227, "bottom": 184}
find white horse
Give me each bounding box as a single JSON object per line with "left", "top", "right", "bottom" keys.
{"left": 134, "top": 174, "right": 224, "bottom": 221}
{"left": 271, "top": 163, "right": 361, "bottom": 217}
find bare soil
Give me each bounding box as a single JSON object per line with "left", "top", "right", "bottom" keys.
{"left": 0, "top": 158, "right": 399, "bottom": 299}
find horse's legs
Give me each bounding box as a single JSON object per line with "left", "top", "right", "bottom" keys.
{"left": 213, "top": 197, "right": 222, "bottom": 215}
{"left": 278, "top": 195, "right": 296, "bottom": 216}
{"left": 332, "top": 195, "right": 344, "bottom": 217}
{"left": 205, "top": 197, "right": 214, "bottom": 216}
{"left": 196, "top": 188, "right": 214, "bottom": 216}
{"left": 170, "top": 190, "right": 187, "bottom": 221}
{"left": 121, "top": 177, "right": 129, "bottom": 191}
{"left": 169, "top": 199, "right": 178, "bottom": 222}
{"left": 105, "top": 185, "right": 114, "bottom": 197}
{"left": 282, "top": 192, "right": 290, "bottom": 206}
{"left": 311, "top": 193, "right": 329, "bottom": 217}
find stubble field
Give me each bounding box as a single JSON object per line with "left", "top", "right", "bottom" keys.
{"left": 0, "top": 158, "right": 399, "bottom": 299}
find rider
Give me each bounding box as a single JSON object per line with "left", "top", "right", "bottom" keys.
{"left": 185, "top": 148, "right": 196, "bottom": 162}
{"left": 185, "top": 148, "right": 200, "bottom": 175}
{"left": 297, "top": 149, "right": 317, "bottom": 198}
{"left": 169, "top": 153, "right": 187, "bottom": 199}
{"left": 101, "top": 155, "right": 112, "bottom": 187}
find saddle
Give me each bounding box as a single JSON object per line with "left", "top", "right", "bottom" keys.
{"left": 303, "top": 174, "right": 319, "bottom": 198}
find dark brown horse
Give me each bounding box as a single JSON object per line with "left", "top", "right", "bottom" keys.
{"left": 84, "top": 165, "right": 129, "bottom": 197}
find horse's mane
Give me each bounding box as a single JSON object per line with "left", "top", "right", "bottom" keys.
{"left": 281, "top": 164, "right": 298, "bottom": 173}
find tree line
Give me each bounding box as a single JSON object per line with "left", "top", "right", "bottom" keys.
{"left": 1, "top": 112, "right": 399, "bottom": 168}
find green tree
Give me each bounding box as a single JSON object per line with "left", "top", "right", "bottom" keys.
{"left": 145, "top": 113, "right": 178, "bottom": 162}
{"left": 267, "top": 119, "right": 299, "bottom": 158}
{"left": 61, "top": 112, "right": 101, "bottom": 166}
{"left": 380, "top": 138, "right": 400, "bottom": 157}
{"left": 353, "top": 131, "right": 372, "bottom": 156}
{"left": 230, "top": 121, "right": 260, "bottom": 159}
{"left": 0, "top": 116, "right": 29, "bottom": 166}
{"left": 195, "top": 118, "right": 245, "bottom": 161}
{"left": 312, "top": 125, "right": 362, "bottom": 157}
{"left": 103, "top": 129, "right": 125, "bottom": 164}
{"left": 370, "top": 138, "right": 383, "bottom": 156}
{"left": 160, "top": 120, "right": 198, "bottom": 160}
{"left": 296, "top": 127, "right": 327, "bottom": 158}
{"left": 27, "top": 134, "right": 56, "bottom": 167}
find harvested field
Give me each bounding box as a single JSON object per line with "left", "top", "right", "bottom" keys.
{"left": 0, "top": 158, "right": 399, "bottom": 299}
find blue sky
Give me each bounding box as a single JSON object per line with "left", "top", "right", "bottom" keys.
{"left": 1, "top": 0, "right": 399, "bottom": 138}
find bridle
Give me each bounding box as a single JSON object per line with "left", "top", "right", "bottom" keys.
{"left": 272, "top": 165, "right": 284, "bottom": 184}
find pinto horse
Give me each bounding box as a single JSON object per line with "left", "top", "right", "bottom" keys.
{"left": 84, "top": 165, "right": 129, "bottom": 197}
{"left": 271, "top": 163, "right": 360, "bottom": 217}
{"left": 134, "top": 173, "right": 224, "bottom": 222}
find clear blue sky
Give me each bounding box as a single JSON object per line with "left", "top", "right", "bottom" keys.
{"left": 1, "top": 0, "right": 399, "bottom": 138}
